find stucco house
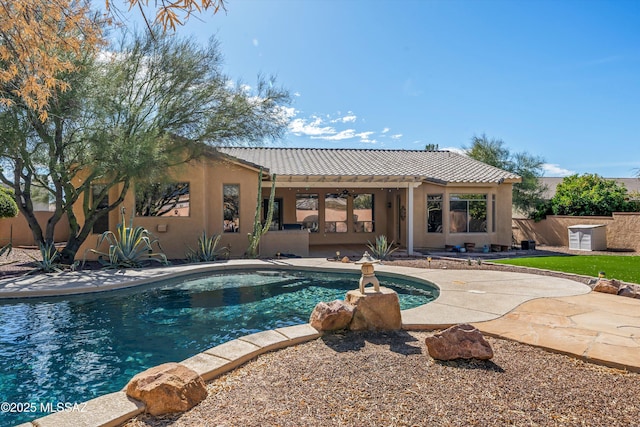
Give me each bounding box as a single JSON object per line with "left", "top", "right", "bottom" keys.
{"left": 71, "top": 147, "right": 520, "bottom": 260}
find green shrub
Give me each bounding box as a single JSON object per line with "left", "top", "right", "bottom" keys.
{"left": 0, "top": 187, "right": 18, "bottom": 219}
{"left": 186, "top": 232, "right": 229, "bottom": 262}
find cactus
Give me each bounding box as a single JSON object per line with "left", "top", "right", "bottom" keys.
{"left": 246, "top": 170, "right": 277, "bottom": 258}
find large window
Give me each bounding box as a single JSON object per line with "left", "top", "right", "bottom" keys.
{"left": 91, "top": 184, "right": 109, "bottom": 234}
{"left": 135, "top": 182, "right": 190, "bottom": 217}
{"left": 449, "top": 193, "right": 487, "bottom": 233}
{"left": 426, "top": 194, "right": 443, "bottom": 233}
{"left": 353, "top": 193, "right": 374, "bottom": 232}
{"left": 296, "top": 194, "right": 318, "bottom": 232}
{"left": 325, "top": 193, "right": 347, "bottom": 233}
{"left": 223, "top": 184, "right": 240, "bottom": 232}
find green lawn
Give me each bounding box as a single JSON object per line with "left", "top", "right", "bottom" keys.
{"left": 491, "top": 255, "right": 640, "bottom": 284}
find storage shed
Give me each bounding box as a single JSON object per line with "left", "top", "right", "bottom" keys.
{"left": 568, "top": 224, "right": 607, "bottom": 251}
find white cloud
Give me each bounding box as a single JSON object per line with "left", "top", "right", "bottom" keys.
{"left": 252, "top": 38, "right": 259, "bottom": 47}
{"left": 317, "top": 129, "right": 356, "bottom": 141}
{"left": 391, "top": 134, "right": 402, "bottom": 140}
{"left": 330, "top": 112, "right": 357, "bottom": 123}
{"left": 293, "top": 92, "right": 301, "bottom": 97}
{"left": 381, "top": 127, "right": 390, "bottom": 134}
{"left": 542, "top": 163, "right": 575, "bottom": 177}
{"left": 289, "top": 116, "right": 336, "bottom": 137}
{"left": 357, "top": 131, "right": 376, "bottom": 143}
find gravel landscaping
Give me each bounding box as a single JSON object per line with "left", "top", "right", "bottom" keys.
{"left": 124, "top": 330, "right": 640, "bottom": 427}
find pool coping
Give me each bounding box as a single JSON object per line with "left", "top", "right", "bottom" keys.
{"left": 7, "top": 258, "right": 633, "bottom": 427}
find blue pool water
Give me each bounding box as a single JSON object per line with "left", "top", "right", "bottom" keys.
{"left": 0, "top": 269, "right": 438, "bottom": 426}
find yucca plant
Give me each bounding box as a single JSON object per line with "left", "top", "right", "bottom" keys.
{"left": 90, "top": 208, "right": 169, "bottom": 268}
{"left": 366, "top": 235, "right": 399, "bottom": 261}
{"left": 186, "top": 231, "right": 229, "bottom": 263}
{"left": 28, "top": 242, "right": 63, "bottom": 273}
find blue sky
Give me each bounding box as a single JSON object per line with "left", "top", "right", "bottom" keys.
{"left": 118, "top": 0, "right": 640, "bottom": 177}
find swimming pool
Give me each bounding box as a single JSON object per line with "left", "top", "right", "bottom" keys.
{"left": 0, "top": 268, "right": 438, "bottom": 426}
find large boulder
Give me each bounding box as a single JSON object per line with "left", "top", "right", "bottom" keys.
{"left": 593, "top": 278, "right": 620, "bottom": 295}
{"left": 425, "top": 324, "right": 493, "bottom": 361}
{"left": 309, "top": 300, "right": 354, "bottom": 331}
{"left": 126, "top": 362, "right": 207, "bottom": 416}
{"left": 345, "top": 287, "right": 401, "bottom": 331}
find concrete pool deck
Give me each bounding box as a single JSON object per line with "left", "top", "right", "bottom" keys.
{"left": 3, "top": 258, "right": 640, "bottom": 427}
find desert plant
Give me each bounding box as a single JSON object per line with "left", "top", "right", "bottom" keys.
{"left": 0, "top": 243, "right": 11, "bottom": 257}
{"left": 89, "top": 208, "right": 168, "bottom": 268}
{"left": 28, "top": 242, "right": 63, "bottom": 273}
{"left": 366, "top": 235, "right": 399, "bottom": 261}
{"left": 186, "top": 232, "right": 229, "bottom": 262}
{"left": 246, "top": 170, "right": 277, "bottom": 258}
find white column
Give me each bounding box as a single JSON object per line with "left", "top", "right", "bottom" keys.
{"left": 407, "top": 184, "right": 414, "bottom": 256}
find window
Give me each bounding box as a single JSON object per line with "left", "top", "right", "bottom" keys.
{"left": 296, "top": 194, "right": 318, "bottom": 232}
{"left": 223, "top": 184, "right": 240, "bottom": 232}
{"left": 263, "top": 198, "right": 282, "bottom": 231}
{"left": 91, "top": 184, "right": 109, "bottom": 234}
{"left": 449, "top": 193, "right": 487, "bottom": 233}
{"left": 353, "top": 193, "right": 374, "bottom": 232}
{"left": 492, "top": 194, "right": 496, "bottom": 232}
{"left": 135, "top": 182, "right": 190, "bottom": 217}
{"left": 325, "top": 193, "right": 347, "bottom": 232}
{"left": 426, "top": 194, "right": 443, "bottom": 233}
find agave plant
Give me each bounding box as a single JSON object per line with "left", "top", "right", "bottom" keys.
{"left": 28, "top": 242, "right": 63, "bottom": 273}
{"left": 90, "top": 208, "right": 168, "bottom": 269}
{"left": 186, "top": 231, "right": 229, "bottom": 263}
{"left": 0, "top": 242, "right": 11, "bottom": 258}
{"left": 366, "top": 235, "right": 399, "bottom": 261}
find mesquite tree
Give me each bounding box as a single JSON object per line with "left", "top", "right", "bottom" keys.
{"left": 0, "top": 29, "right": 290, "bottom": 263}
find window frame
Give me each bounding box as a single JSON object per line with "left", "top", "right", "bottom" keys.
{"left": 426, "top": 194, "right": 443, "bottom": 233}
{"left": 134, "top": 182, "right": 191, "bottom": 217}
{"left": 223, "top": 184, "right": 240, "bottom": 233}
{"left": 324, "top": 193, "right": 348, "bottom": 233}
{"left": 295, "top": 193, "right": 319, "bottom": 232}
{"left": 449, "top": 193, "right": 488, "bottom": 233}
{"left": 353, "top": 193, "right": 375, "bottom": 233}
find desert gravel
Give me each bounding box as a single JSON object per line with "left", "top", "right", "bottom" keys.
{"left": 124, "top": 330, "right": 640, "bottom": 427}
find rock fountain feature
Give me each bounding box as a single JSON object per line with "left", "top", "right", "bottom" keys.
{"left": 310, "top": 252, "right": 401, "bottom": 331}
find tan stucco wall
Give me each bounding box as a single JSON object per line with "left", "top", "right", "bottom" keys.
{"left": 513, "top": 213, "right": 640, "bottom": 251}
{"left": 412, "top": 182, "right": 513, "bottom": 250}
{"left": 78, "top": 158, "right": 262, "bottom": 260}
{"left": 0, "top": 212, "right": 70, "bottom": 247}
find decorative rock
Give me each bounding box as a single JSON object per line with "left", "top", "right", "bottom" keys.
{"left": 309, "top": 300, "right": 354, "bottom": 331}
{"left": 425, "top": 324, "right": 493, "bottom": 361}
{"left": 594, "top": 278, "right": 620, "bottom": 295}
{"left": 126, "top": 362, "right": 207, "bottom": 416}
{"left": 618, "top": 285, "right": 639, "bottom": 299}
{"left": 345, "top": 287, "right": 401, "bottom": 331}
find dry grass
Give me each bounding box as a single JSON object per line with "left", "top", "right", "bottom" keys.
{"left": 124, "top": 331, "right": 640, "bottom": 427}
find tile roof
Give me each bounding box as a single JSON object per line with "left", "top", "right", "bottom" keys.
{"left": 217, "top": 147, "right": 521, "bottom": 184}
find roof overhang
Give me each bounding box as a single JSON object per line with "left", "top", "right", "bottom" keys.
{"left": 273, "top": 175, "right": 425, "bottom": 188}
